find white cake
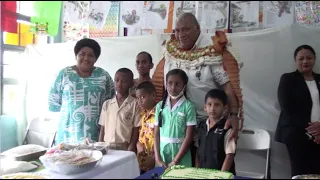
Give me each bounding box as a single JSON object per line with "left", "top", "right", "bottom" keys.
{"left": 161, "top": 165, "right": 234, "bottom": 179}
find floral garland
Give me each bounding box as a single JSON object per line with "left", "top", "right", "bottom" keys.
{"left": 166, "top": 36, "right": 220, "bottom": 61}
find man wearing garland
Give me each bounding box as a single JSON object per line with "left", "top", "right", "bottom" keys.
{"left": 152, "top": 13, "right": 244, "bottom": 166}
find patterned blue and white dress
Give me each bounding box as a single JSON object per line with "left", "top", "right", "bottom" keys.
{"left": 48, "top": 66, "right": 115, "bottom": 144}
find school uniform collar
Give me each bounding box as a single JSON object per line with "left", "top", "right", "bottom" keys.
{"left": 110, "top": 94, "right": 135, "bottom": 105}
{"left": 206, "top": 117, "right": 224, "bottom": 132}
{"left": 165, "top": 95, "right": 186, "bottom": 112}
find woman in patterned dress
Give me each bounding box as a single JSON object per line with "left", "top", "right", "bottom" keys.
{"left": 48, "top": 38, "right": 115, "bottom": 144}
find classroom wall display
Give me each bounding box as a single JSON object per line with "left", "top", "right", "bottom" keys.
{"left": 295, "top": 1, "right": 320, "bottom": 27}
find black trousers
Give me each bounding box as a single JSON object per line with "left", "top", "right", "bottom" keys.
{"left": 286, "top": 138, "right": 320, "bottom": 177}
{"left": 190, "top": 142, "right": 197, "bottom": 167}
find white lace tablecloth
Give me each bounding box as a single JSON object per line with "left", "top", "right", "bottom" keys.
{"left": 39, "top": 150, "right": 140, "bottom": 179}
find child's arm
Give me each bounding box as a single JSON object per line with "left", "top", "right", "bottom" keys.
{"left": 221, "top": 154, "right": 235, "bottom": 171}
{"left": 128, "top": 102, "right": 141, "bottom": 153}
{"left": 170, "top": 103, "right": 197, "bottom": 166}
{"left": 154, "top": 103, "right": 167, "bottom": 167}
{"left": 98, "top": 101, "right": 107, "bottom": 142}
{"left": 99, "top": 127, "right": 105, "bottom": 142}
{"left": 221, "top": 129, "right": 236, "bottom": 172}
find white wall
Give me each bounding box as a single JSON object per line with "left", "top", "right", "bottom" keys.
{"left": 24, "top": 24, "right": 320, "bottom": 178}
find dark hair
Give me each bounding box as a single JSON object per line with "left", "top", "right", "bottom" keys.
{"left": 136, "top": 81, "right": 156, "bottom": 94}
{"left": 116, "top": 68, "right": 134, "bottom": 80}
{"left": 294, "top": 45, "right": 316, "bottom": 60}
{"left": 205, "top": 89, "right": 228, "bottom": 106}
{"left": 137, "top": 51, "right": 153, "bottom": 64}
{"left": 74, "top": 38, "right": 101, "bottom": 59}
{"left": 158, "top": 69, "right": 188, "bottom": 127}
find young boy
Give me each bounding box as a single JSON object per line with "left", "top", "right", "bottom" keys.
{"left": 99, "top": 68, "right": 141, "bottom": 153}
{"left": 131, "top": 51, "right": 154, "bottom": 97}
{"left": 196, "top": 89, "right": 236, "bottom": 174}
{"left": 135, "top": 81, "right": 157, "bottom": 173}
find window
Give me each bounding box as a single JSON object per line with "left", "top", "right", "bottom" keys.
{"left": 2, "top": 50, "right": 26, "bottom": 115}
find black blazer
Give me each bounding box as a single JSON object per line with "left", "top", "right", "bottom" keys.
{"left": 275, "top": 70, "right": 320, "bottom": 144}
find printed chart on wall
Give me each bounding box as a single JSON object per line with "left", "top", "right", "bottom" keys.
{"left": 120, "top": 1, "right": 144, "bottom": 28}
{"left": 295, "top": 1, "right": 320, "bottom": 27}
{"left": 197, "top": 1, "right": 229, "bottom": 30}
{"left": 142, "top": 1, "right": 170, "bottom": 29}
{"left": 87, "top": 1, "right": 111, "bottom": 29}
{"left": 230, "top": 1, "right": 260, "bottom": 29}
{"left": 263, "top": 1, "right": 294, "bottom": 28}
{"left": 63, "top": 1, "right": 90, "bottom": 24}
{"left": 63, "top": 21, "right": 89, "bottom": 42}
{"left": 172, "top": 1, "right": 197, "bottom": 29}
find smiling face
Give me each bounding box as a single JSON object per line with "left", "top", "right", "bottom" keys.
{"left": 295, "top": 48, "right": 316, "bottom": 74}
{"left": 76, "top": 47, "right": 96, "bottom": 72}
{"left": 204, "top": 97, "right": 227, "bottom": 120}
{"left": 174, "top": 15, "right": 200, "bottom": 50}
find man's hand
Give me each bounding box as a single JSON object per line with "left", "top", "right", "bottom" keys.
{"left": 314, "top": 135, "right": 320, "bottom": 144}
{"left": 168, "top": 161, "right": 177, "bottom": 167}
{"left": 306, "top": 122, "right": 320, "bottom": 137}
{"left": 127, "top": 144, "right": 137, "bottom": 153}
{"left": 224, "top": 115, "right": 239, "bottom": 141}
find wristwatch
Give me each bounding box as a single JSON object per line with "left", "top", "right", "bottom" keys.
{"left": 230, "top": 112, "right": 238, "bottom": 117}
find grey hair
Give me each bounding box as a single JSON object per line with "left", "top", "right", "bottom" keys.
{"left": 176, "top": 12, "right": 200, "bottom": 27}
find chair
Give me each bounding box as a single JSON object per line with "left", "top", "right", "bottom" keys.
{"left": 235, "top": 128, "right": 271, "bottom": 179}
{"left": 23, "top": 117, "right": 58, "bottom": 148}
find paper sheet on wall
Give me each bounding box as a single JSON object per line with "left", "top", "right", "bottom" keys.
{"left": 120, "top": 1, "right": 144, "bottom": 28}
{"left": 63, "top": 1, "right": 90, "bottom": 24}
{"left": 172, "top": 1, "right": 197, "bottom": 29}
{"left": 196, "top": 1, "right": 229, "bottom": 30}
{"left": 87, "top": 1, "right": 111, "bottom": 29}
{"left": 295, "top": 1, "right": 320, "bottom": 27}
{"left": 263, "top": 1, "right": 294, "bottom": 28}
{"left": 63, "top": 21, "right": 89, "bottom": 42}
{"left": 141, "top": 1, "right": 170, "bottom": 29}
{"left": 127, "top": 27, "right": 142, "bottom": 36}
{"left": 230, "top": 1, "right": 260, "bottom": 29}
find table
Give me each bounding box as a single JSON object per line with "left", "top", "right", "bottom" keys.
{"left": 135, "top": 167, "right": 251, "bottom": 179}
{"left": 39, "top": 150, "right": 140, "bottom": 179}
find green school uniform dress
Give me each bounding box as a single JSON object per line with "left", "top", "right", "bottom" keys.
{"left": 155, "top": 95, "right": 197, "bottom": 167}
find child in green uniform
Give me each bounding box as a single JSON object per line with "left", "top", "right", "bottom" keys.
{"left": 154, "top": 69, "right": 197, "bottom": 168}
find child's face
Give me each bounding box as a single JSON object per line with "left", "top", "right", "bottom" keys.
{"left": 166, "top": 74, "right": 185, "bottom": 97}
{"left": 114, "top": 72, "right": 133, "bottom": 95}
{"left": 135, "top": 89, "right": 155, "bottom": 110}
{"left": 204, "top": 97, "right": 226, "bottom": 120}
{"left": 136, "top": 54, "right": 153, "bottom": 76}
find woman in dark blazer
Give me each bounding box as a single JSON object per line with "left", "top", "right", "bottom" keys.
{"left": 275, "top": 45, "right": 320, "bottom": 177}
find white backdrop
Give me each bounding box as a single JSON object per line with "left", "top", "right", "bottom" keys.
{"left": 24, "top": 24, "right": 320, "bottom": 178}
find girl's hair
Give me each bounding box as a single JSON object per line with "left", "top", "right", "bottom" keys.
{"left": 158, "top": 69, "right": 188, "bottom": 127}
{"left": 294, "top": 45, "right": 316, "bottom": 60}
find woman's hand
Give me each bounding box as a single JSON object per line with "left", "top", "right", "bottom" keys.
{"left": 306, "top": 122, "right": 320, "bottom": 136}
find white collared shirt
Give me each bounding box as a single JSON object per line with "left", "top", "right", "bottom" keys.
{"left": 206, "top": 119, "right": 236, "bottom": 154}
{"left": 164, "top": 32, "right": 229, "bottom": 119}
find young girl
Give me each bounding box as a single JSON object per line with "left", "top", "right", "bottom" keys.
{"left": 154, "top": 69, "right": 196, "bottom": 167}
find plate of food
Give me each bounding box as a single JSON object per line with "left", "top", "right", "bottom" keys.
{"left": 292, "top": 174, "right": 320, "bottom": 179}
{"left": 39, "top": 149, "right": 103, "bottom": 175}
{"left": 1, "top": 172, "right": 52, "bottom": 179}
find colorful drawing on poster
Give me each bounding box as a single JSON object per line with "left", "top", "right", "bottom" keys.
{"left": 197, "top": 1, "right": 229, "bottom": 30}
{"left": 87, "top": 1, "right": 111, "bottom": 29}
{"left": 147, "top": 1, "right": 168, "bottom": 20}
{"left": 63, "top": 21, "right": 89, "bottom": 42}
{"left": 295, "top": 1, "right": 320, "bottom": 27}
{"left": 122, "top": 10, "right": 140, "bottom": 25}
{"left": 30, "top": 22, "right": 49, "bottom": 35}
{"left": 63, "top": 1, "right": 90, "bottom": 24}
{"left": 142, "top": 1, "right": 170, "bottom": 29}
{"left": 230, "top": 1, "right": 259, "bottom": 29}
{"left": 120, "top": 1, "right": 144, "bottom": 27}
{"left": 266, "top": 1, "right": 293, "bottom": 17}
